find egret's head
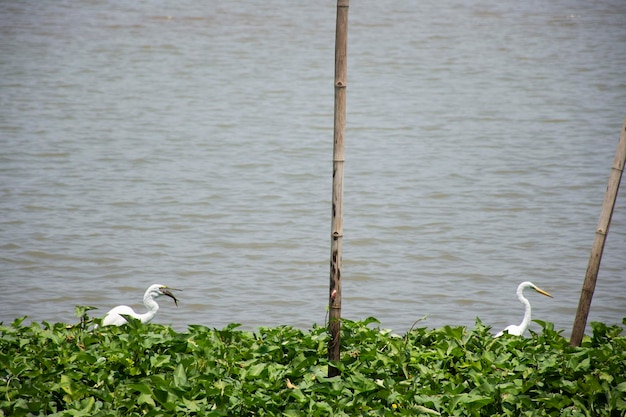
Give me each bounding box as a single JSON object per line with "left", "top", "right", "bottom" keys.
{"left": 530, "top": 283, "right": 553, "bottom": 298}
{"left": 147, "top": 284, "right": 181, "bottom": 306}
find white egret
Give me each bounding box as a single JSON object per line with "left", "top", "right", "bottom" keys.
{"left": 102, "top": 284, "right": 180, "bottom": 326}
{"left": 495, "top": 281, "right": 552, "bottom": 337}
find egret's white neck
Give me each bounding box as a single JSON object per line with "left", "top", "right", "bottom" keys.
{"left": 139, "top": 292, "right": 160, "bottom": 323}
{"left": 517, "top": 291, "right": 532, "bottom": 332}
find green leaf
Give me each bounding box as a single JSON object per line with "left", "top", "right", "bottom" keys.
{"left": 414, "top": 405, "right": 441, "bottom": 415}
{"left": 137, "top": 392, "right": 155, "bottom": 407}
{"left": 247, "top": 362, "right": 266, "bottom": 378}
{"left": 182, "top": 397, "right": 202, "bottom": 411}
{"left": 150, "top": 354, "right": 172, "bottom": 368}
{"left": 289, "top": 387, "right": 307, "bottom": 403}
{"left": 129, "top": 383, "right": 153, "bottom": 395}
{"left": 173, "top": 363, "right": 188, "bottom": 387}
{"left": 58, "top": 374, "right": 82, "bottom": 402}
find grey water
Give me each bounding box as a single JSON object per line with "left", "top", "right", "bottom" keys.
{"left": 1, "top": 0, "right": 625, "bottom": 337}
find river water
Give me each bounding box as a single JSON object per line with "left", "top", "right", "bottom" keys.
{"left": 1, "top": 0, "right": 625, "bottom": 337}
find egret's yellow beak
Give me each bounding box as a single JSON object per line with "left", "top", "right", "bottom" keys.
{"left": 533, "top": 286, "right": 553, "bottom": 298}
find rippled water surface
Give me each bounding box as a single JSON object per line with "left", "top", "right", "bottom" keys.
{"left": 1, "top": 0, "right": 625, "bottom": 336}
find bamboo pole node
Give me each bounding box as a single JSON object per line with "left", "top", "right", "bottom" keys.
{"left": 335, "top": 81, "right": 347, "bottom": 88}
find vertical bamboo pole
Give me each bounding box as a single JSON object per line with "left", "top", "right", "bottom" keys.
{"left": 328, "top": 0, "right": 349, "bottom": 378}
{"left": 570, "top": 117, "right": 626, "bottom": 346}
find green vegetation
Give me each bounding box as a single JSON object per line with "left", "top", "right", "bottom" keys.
{"left": 1, "top": 309, "right": 625, "bottom": 416}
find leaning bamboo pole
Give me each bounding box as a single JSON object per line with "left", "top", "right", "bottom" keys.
{"left": 328, "top": 0, "right": 349, "bottom": 378}
{"left": 570, "top": 117, "right": 626, "bottom": 346}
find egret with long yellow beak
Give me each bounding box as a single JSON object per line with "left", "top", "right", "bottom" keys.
{"left": 495, "top": 281, "right": 552, "bottom": 337}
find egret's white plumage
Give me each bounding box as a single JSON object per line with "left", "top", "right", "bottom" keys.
{"left": 102, "top": 284, "right": 179, "bottom": 326}
{"left": 495, "top": 281, "right": 552, "bottom": 337}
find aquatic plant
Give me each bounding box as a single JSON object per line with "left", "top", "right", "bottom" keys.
{"left": 1, "top": 311, "right": 625, "bottom": 416}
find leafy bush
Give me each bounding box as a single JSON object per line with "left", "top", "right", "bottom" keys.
{"left": 1, "top": 311, "right": 625, "bottom": 416}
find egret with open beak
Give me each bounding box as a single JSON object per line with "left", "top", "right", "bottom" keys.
{"left": 102, "top": 284, "right": 181, "bottom": 326}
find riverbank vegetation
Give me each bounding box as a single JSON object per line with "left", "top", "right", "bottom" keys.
{"left": 1, "top": 309, "right": 625, "bottom": 416}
